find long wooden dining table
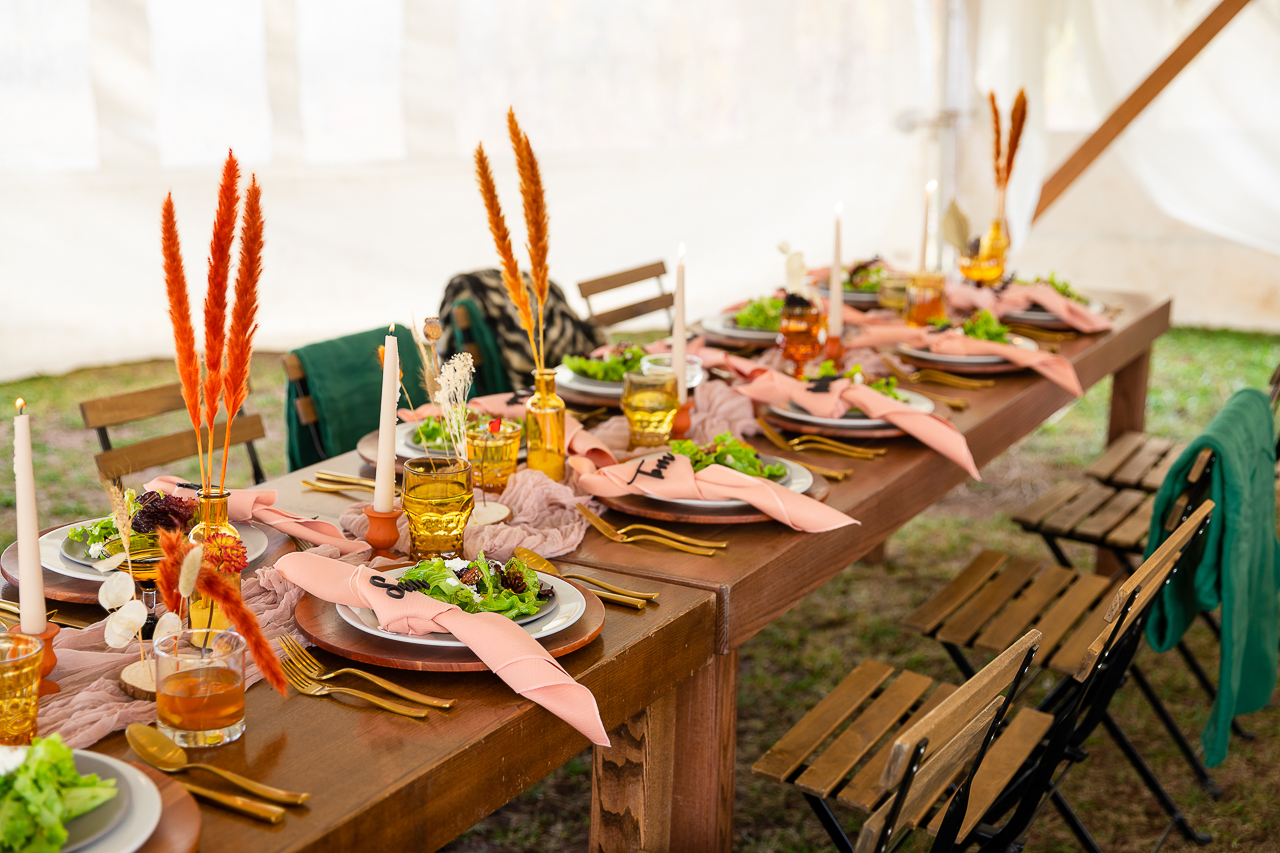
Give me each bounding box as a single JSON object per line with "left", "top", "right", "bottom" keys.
{"left": 254, "top": 289, "right": 1169, "bottom": 851}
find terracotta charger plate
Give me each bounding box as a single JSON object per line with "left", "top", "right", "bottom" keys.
{"left": 594, "top": 468, "right": 831, "bottom": 524}
{"left": 293, "top": 577, "right": 606, "bottom": 672}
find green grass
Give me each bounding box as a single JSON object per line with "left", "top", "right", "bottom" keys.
{"left": 3, "top": 328, "right": 1279, "bottom": 852}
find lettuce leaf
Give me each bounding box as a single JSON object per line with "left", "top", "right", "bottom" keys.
{"left": 562, "top": 345, "right": 646, "bottom": 382}
{"left": 0, "top": 735, "right": 117, "bottom": 853}
{"left": 671, "top": 432, "right": 787, "bottom": 480}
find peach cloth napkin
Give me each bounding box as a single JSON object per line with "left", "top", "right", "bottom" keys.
{"left": 946, "top": 283, "right": 1112, "bottom": 334}
{"left": 735, "top": 371, "right": 981, "bottom": 479}
{"left": 399, "top": 394, "right": 617, "bottom": 468}
{"left": 145, "top": 476, "right": 368, "bottom": 555}
{"left": 845, "top": 326, "right": 1084, "bottom": 397}
{"left": 275, "top": 551, "right": 609, "bottom": 746}
{"left": 576, "top": 454, "right": 857, "bottom": 532}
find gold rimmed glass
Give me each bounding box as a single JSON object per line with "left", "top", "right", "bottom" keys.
{"left": 403, "top": 456, "right": 474, "bottom": 559}
{"left": 155, "top": 629, "right": 246, "bottom": 748}
{"left": 0, "top": 634, "right": 43, "bottom": 746}
{"left": 621, "top": 370, "right": 678, "bottom": 447}
{"left": 466, "top": 418, "right": 522, "bottom": 493}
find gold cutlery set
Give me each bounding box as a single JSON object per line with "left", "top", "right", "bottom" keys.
{"left": 0, "top": 601, "right": 88, "bottom": 629}
{"left": 885, "top": 362, "right": 994, "bottom": 390}
{"left": 756, "top": 419, "right": 885, "bottom": 463}
{"left": 514, "top": 547, "right": 660, "bottom": 609}
{"left": 575, "top": 504, "right": 725, "bottom": 558}
{"left": 303, "top": 470, "right": 388, "bottom": 496}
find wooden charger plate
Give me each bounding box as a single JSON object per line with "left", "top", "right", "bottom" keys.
{"left": 294, "top": 578, "right": 606, "bottom": 672}
{"left": 2, "top": 533, "right": 103, "bottom": 605}
{"left": 134, "top": 763, "right": 202, "bottom": 853}
{"left": 595, "top": 468, "right": 831, "bottom": 524}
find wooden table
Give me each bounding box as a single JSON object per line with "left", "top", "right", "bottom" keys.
{"left": 257, "top": 290, "right": 1170, "bottom": 852}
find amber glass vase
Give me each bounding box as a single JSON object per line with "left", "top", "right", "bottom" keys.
{"left": 187, "top": 489, "right": 238, "bottom": 632}
{"left": 525, "top": 369, "right": 566, "bottom": 481}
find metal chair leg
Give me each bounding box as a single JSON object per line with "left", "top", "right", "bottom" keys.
{"left": 942, "top": 642, "right": 978, "bottom": 679}
{"left": 1049, "top": 789, "right": 1105, "bottom": 853}
{"left": 1128, "top": 664, "right": 1223, "bottom": 799}
{"left": 1039, "top": 533, "right": 1074, "bottom": 568}
{"left": 802, "top": 793, "right": 856, "bottom": 853}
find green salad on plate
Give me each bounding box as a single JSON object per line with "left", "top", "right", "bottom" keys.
{"left": 810, "top": 361, "right": 906, "bottom": 401}
{"left": 0, "top": 735, "right": 118, "bottom": 853}
{"left": 561, "top": 344, "right": 646, "bottom": 383}
{"left": 732, "top": 296, "right": 784, "bottom": 332}
{"left": 400, "top": 552, "right": 549, "bottom": 619}
{"left": 412, "top": 416, "right": 449, "bottom": 450}
{"left": 844, "top": 260, "right": 887, "bottom": 292}
{"left": 671, "top": 432, "right": 787, "bottom": 481}
{"left": 960, "top": 310, "right": 1011, "bottom": 343}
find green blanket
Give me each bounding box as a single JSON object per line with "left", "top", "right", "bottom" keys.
{"left": 286, "top": 326, "right": 428, "bottom": 471}
{"left": 1144, "top": 388, "right": 1280, "bottom": 767}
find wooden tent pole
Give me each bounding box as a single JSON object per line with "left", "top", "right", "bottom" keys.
{"left": 1033, "top": 0, "right": 1252, "bottom": 222}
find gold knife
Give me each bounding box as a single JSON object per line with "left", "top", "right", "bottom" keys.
{"left": 179, "top": 781, "right": 287, "bottom": 823}
{"left": 513, "top": 548, "right": 647, "bottom": 609}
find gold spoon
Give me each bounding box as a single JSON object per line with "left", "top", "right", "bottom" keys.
{"left": 127, "top": 724, "right": 310, "bottom": 805}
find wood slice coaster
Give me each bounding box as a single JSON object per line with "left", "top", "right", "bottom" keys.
{"left": 896, "top": 352, "right": 1028, "bottom": 375}
{"left": 595, "top": 472, "right": 831, "bottom": 524}
{"left": 1, "top": 537, "right": 101, "bottom": 605}
{"left": 761, "top": 408, "right": 906, "bottom": 439}
{"left": 294, "top": 580, "right": 606, "bottom": 672}
{"left": 135, "top": 762, "right": 201, "bottom": 853}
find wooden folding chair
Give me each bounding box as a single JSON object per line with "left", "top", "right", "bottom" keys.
{"left": 81, "top": 382, "right": 266, "bottom": 485}
{"left": 577, "top": 261, "right": 672, "bottom": 334}
{"left": 283, "top": 353, "right": 325, "bottom": 462}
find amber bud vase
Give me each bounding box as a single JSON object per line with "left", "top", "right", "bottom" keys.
{"left": 187, "top": 488, "right": 239, "bottom": 632}
{"left": 525, "top": 369, "right": 567, "bottom": 482}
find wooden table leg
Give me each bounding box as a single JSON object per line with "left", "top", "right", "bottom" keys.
{"left": 668, "top": 651, "right": 739, "bottom": 853}
{"left": 1100, "top": 347, "right": 1153, "bottom": 576}
{"left": 591, "top": 690, "right": 677, "bottom": 853}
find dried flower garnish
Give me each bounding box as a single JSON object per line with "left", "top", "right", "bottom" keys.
{"left": 437, "top": 353, "right": 475, "bottom": 455}
{"left": 201, "top": 532, "right": 248, "bottom": 576}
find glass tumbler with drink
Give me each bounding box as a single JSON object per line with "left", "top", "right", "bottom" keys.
{"left": 466, "top": 418, "right": 522, "bottom": 492}
{"left": 906, "top": 272, "right": 947, "bottom": 327}
{"left": 776, "top": 293, "right": 823, "bottom": 378}
{"left": 402, "top": 456, "right": 475, "bottom": 559}
{"left": 155, "top": 629, "right": 246, "bottom": 748}
{"left": 0, "top": 635, "right": 43, "bottom": 746}
{"left": 621, "top": 370, "right": 678, "bottom": 447}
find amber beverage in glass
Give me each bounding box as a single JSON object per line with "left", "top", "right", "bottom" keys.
{"left": 878, "top": 270, "right": 911, "bottom": 314}
{"left": 775, "top": 295, "right": 823, "bottom": 378}
{"left": 155, "top": 630, "right": 246, "bottom": 747}
{"left": 403, "top": 456, "right": 474, "bottom": 559}
{"left": 0, "top": 635, "right": 43, "bottom": 746}
{"left": 466, "top": 418, "right": 522, "bottom": 492}
{"left": 906, "top": 272, "right": 947, "bottom": 327}
{"left": 621, "top": 370, "right": 678, "bottom": 447}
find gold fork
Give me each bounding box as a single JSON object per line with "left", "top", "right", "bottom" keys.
{"left": 514, "top": 548, "right": 656, "bottom": 606}
{"left": 278, "top": 636, "right": 455, "bottom": 709}
{"left": 886, "top": 361, "right": 994, "bottom": 390}
{"left": 280, "top": 657, "right": 430, "bottom": 717}
{"left": 575, "top": 505, "right": 719, "bottom": 556}
{"left": 756, "top": 419, "right": 883, "bottom": 460}
{"left": 1006, "top": 324, "right": 1077, "bottom": 342}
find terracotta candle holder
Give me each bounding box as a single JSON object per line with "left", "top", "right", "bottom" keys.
{"left": 670, "top": 399, "right": 694, "bottom": 441}
{"left": 363, "top": 506, "right": 404, "bottom": 559}
{"left": 8, "top": 622, "right": 60, "bottom": 697}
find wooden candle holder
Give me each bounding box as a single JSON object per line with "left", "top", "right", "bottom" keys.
{"left": 363, "top": 506, "right": 404, "bottom": 559}
{"left": 8, "top": 622, "right": 60, "bottom": 696}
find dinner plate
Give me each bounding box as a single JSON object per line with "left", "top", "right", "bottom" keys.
{"left": 699, "top": 312, "right": 780, "bottom": 342}
{"left": 897, "top": 334, "right": 1038, "bottom": 366}
{"left": 1002, "top": 297, "right": 1105, "bottom": 326}
{"left": 41, "top": 521, "right": 267, "bottom": 583}
{"left": 816, "top": 286, "right": 881, "bottom": 308}
{"left": 634, "top": 454, "right": 813, "bottom": 510}
{"left": 336, "top": 569, "right": 584, "bottom": 648}
{"left": 767, "top": 388, "right": 935, "bottom": 429}
{"left": 70, "top": 751, "right": 162, "bottom": 853}
{"left": 399, "top": 420, "right": 530, "bottom": 460}
{"left": 553, "top": 363, "right": 705, "bottom": 400}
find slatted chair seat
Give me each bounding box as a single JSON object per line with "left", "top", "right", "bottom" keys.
{"left": 1084, "top": 431, "right": 1189, "bottom": 492}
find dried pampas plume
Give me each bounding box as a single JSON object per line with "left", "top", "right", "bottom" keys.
{"left": 1004, "top": 88, "right": 1027, "bottom": 189}
{"left": 156, "top": 528, "right": 193, "bottom": 615}
{"left": 162, "top": 195, "right": 206, "bottom": 489}
{"left": 474, "top": 143, "right": 539, "bottom": 365}
{"left": 179, "top": 545, "right": 204, "bottom": 598}
{"left": 104, "top": 480, "right": 133, "bottom": 567}
{"left": 194, "top": 569, "right": 288, "bottom": 694}
{"left": 436, "top": 353, "right": 475, "bottom": 455}
{"left": 989, "top": 91, "right": 1003, "bottom": 186}
{"left": 203, "top": 153, "right": 240, "bottom": 469}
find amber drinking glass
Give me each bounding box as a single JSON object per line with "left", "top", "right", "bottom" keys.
{"left": 466, "top": 419, "right": 522, "bottom": 493}
{"left": 0, "top": 635, "right": 43, "bottom": 746}
{"left": 878, "top": 270, "right": 911, "bottom": 314}
{"left": 155, "top": 630, "right": 246, "bottom": 748}
{"left": 776, "top": 302, "right": 824, "bottom": 378}
{"left": 957, "top": 219, "right": 1009, "bottom": 284}
{"left": 621, "top": 370, "right": 678, "bottom": 447}
{"left": 906, "top": 272, "right": 947, "bottom": 327}
{"left": 403, "top": 456, "right": 475, "bottom": 559}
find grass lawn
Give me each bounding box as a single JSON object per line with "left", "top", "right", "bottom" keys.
{"left": 2, "top": 328, "right": 1279, "bottom": 851}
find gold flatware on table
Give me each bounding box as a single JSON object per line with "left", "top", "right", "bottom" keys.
{"left": 756, "top": 419, "right": 884, "bottom": 460}
{"left": 179, "top": 781, "right": 286, "bottom": 823}
{"left": 303, "top": 480, "right": 397, "bottom": 497}
{"left": 0, "top": 604, "right": 83, "bottom": 629}
{"left": 278, "top": 635, "right": 455, "bottom": 709}
{"left": 514, "top": 548, "right": 654, "bottom": 608}
{"left": 787, "top": 460, "right": 852, "bottom": 481}
{"left": 566, "top": 407, "right": 609, "bottom": 424}
{"left": 612, "top": 523, "right": 727, "bottom": 549}
{"left": 885, "top": 362, "right": 995, "bottom": 390}
{"left": 280, "top": 658, "right": 430, "bottom": 717}
{"left": 1006, "top": 324, "right": 1077, "bottom": 343}
{"left": 126, "top": 724, "right": 311, "bottom": 805}
{"left": 315, "top": 470, "right": 378, "bottom": 487}
{"left": 574, "top": 505, "right": 718, "bottom": 557}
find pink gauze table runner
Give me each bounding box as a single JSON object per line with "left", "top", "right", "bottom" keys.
{"left": 275, "top": 551, "right": 609, "bottom": 745}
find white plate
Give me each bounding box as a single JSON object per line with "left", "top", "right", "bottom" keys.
{"left": 336, "top": 569, "right": 585, "bottom": 648}
{"left": 72, "top": 751, "right": 162, "bottom": 853}
{"left": 637, "top": 454, "right": 813, "bottom": 510}
{"left": 897, "top": 334, "right": 1038, "bottom": 366}
{"left": 398, "top": 419, "right": 530, "bottom": 460}
{"left": 553, "top": 363, "right": 705, "bottom": 400}
{"left": 40, "top": 521, "right": 267, "bottom": 584}
{"left": 1002, "top": 297, "right": 1105, "bottom": 325}
{"left": 816, "top": 286, "right": 881, "bottom": 307}
{"left": 766, "top": 388, "right": 935, "bottom": 429}
{"left": 700, "top": 312, "right": 780, "bottom": 342}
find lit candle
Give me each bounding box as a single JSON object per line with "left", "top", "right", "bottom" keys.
{"left": 673, "top": 244, "right": 687, "bottom": 406}
{"left": 828, "top": 203, "right": 843, "bottom": 343}
{"left": 920, "top": 180, "right": 938, "bottom": 271}
{"left": 373, "top": 326, "right": 399, "bottom": 513}
{"left": 12, "top": 400, "right": 46, "bottom": 634}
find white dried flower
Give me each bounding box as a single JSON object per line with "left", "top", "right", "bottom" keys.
{"left": 436, "top": 352, "right": 475, "bottom": 455}
{"left": 103, "top": 599, "right": 147, "bottom": 648}
{"left": 179, "top": 545, "right": 204, "bottom": 599}
{"left": 98, "top": 571, "right": 135, "bottom": 611}
{"left": 152, "top": 612, "right": 182, "bottom": 647}
{"left": 93, "top": 553, "right": 129, "bottom": 574}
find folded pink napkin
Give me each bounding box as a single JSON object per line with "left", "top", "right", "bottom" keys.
{"left": 146, "top": 476, "right": 368, "bottom": 555}
{"left": 576, "top": 454, "right": 857, "bottom": 532}
{"left": 275, "top": 551, "right": 609, "bottom": 746}
{"left": 397, "top": 397, "right": 617, "bottom": 467}
{"left": 945, "top": 282, "right": 1111, "bottom": 334}
{"left": 735, "top": 371, "right": 981, "bottom": 479}
{"left": 845, "top": 327, "right": 1083, "bottom": 397}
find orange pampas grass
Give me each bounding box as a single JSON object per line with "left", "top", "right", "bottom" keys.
{"left": 203, "top": 153, "right": 239, "bottom": 478}
{"left": 194, "top": 569, "right": 287, "bottom": 694}
{"left": 507, "top": 109, "right": 550, "bottom": 368}
{"left": 219, "top": 176, "right": 263, "bottom": 487}
{"left": 989, "top": 91, "right": 1003, "bottom": 187}
{"left": 162, "top": 195, "right": 206, "bottom": 489}
{"left": 156, "top": 528, "right": 193, "bottom": 615}
{"left": 1004, "top": 88, "right": 1027, "bottom": 189}
{"left": 475, "top": 142, "right": 539, "bottom": 363}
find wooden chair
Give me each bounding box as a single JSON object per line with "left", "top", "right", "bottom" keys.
{"left": 577, "top": 261, "right": 672, "bottom": 333}
{"left": 283, "top": 353, "right": 325, "bottom": 462}
{"left": 81, "top": 382, "right": 266, "bottom": 484}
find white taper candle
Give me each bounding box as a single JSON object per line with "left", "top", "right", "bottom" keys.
{"left": 373, "top": 327, "right": 399, "bottom": 513}
{"left": 828, "top": 203, "right": 843, "bottom": 343}
{"left": 673, "top": 244, "right": 687, "bottom": 405}
{"left": 13, "top": 400, "right": 46, "bottom": 634}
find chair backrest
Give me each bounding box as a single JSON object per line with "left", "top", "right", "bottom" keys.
{"left": 855, "top": 630, "right": 1041, "bottom": 853}
{"left": 577, "top": 261, "right": 672, "bottom": 331}
{"left": 81, "top": 382, "right": 266, "bottom": 484}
